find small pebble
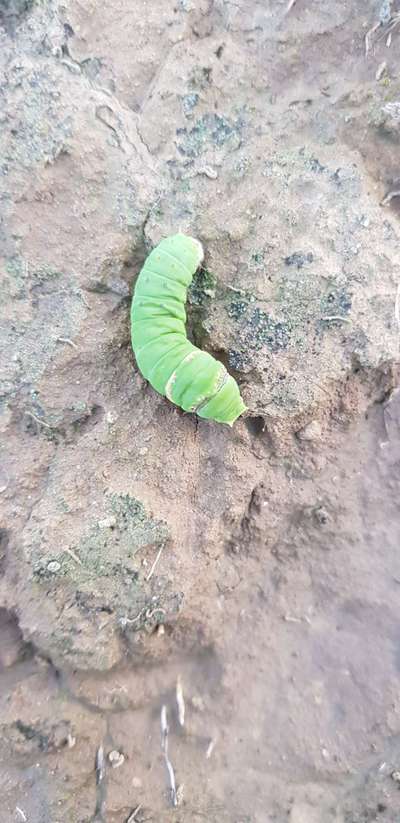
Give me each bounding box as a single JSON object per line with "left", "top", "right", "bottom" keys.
{"left": 297, "top": 420, "right": 322, "bottom": 442}
{"left": 108, "top": 750, "right": 125, "bottom": 768}
{"left": 132, "top": 776, "right": 142, "bottom": 789}
{"left": 391, "top": 770, "right": 400, "bottom": 783}
{"left": 199, "top": 166, "right": 218, "bottom": 179}
{"left": 98, "top": 516, "right": 117, "bottom": 529}
{"left": 47, "top": 560, "right": 61, "bottom": 573}
{"left": 313, "top": 505, "right": 329, "bottom": 526}
{"left": 191, "top": 695, "right": 205, "bottom": 712}
{"left": 376, "top": 61, "right": 387, "bottom": 81}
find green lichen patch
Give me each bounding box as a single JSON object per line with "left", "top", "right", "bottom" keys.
{"left": 3, "top": 256, "right": 28, "bottom": 299}
{"left": 31, "top": 264, "right": 63, "bottom": 283}
{"left": 181, "top": 92, "right": 199, "bottom": 118}
{"left": 188, "top": 65, "right": 213, "bottom": 90}
{"left": 3, "top": 256, "right": 64, "bottom": 301}
{"left": 320, "top": 287, "right": 352, "bottom": 317}
{"left": 284, "top": 251, "right": 314, "bottom": 269}
{"left": 187, "top": 267, "right": 217, "bottom": 346}
{"left": 176, "top": 113, "right": 241, "bottom": 158}
{"left": 75, "top": 494, "right": 168, "bottom": 577}
{"left": 226, "top": 299, "right": 249, "bottom": 320}
{"left": 26, "top": 492, "right": 176, "bottom": 654}
{"left": 243, "top": 308, "right": 292, "bottom": 352}
{"left": 228, "top": 349, "right": 252, "bottom": 372}
{"left": 232, "top": 155, "right": 251, "bottom": 178}
{"left": 224, "top": 306, "right": 292, "bottom": 375}
{"left": 0, "top": 0, "right": 35, "bottom": 21}
{"left": 219, "top": 260, "right": 355, "bottom": 380}
{"left": 249, "top": 249, "right": 267, "bottom": 270}
{"left": 7, "top": 718, "right": 72, "bottom": 755}
{"left": 188, "top": 267, "right": 216, "bottom": 307}
{"left": 31, "top": 493, "right": 169, "bottom": 585}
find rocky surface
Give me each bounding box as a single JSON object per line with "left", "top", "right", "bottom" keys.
{"left": 0, "top": 0, "right": 400, "bottom": 821}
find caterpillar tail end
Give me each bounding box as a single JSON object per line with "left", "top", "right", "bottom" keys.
{"left": 197, "top": 376, "right": 246, "bottom": 426}
{"left": 224, "top": 400, "right": 247, "bottom": 427}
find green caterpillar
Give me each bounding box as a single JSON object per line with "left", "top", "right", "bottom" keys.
{"left": 131, "top": 234, "right": 246, "bottom": 426}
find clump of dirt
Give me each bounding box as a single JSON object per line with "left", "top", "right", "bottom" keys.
{"left": 18, "top": 491, "right": 173, "bottom": 670}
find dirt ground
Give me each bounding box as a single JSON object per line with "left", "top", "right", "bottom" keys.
{"left": 1, "top": 1, "right": 400, "bottom": 821}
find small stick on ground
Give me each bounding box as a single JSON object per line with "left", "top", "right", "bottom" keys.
{"left": 366, "top": 4, "right": 400, "bottom": 54}
{"left": 119, "top": 608, "right": 146, "bottom": 628}
{"left": 394, "top": 283, "right": 400, "bottom": 328}
{"left": 79, "top": 291, "right": 92, "bottom": 310}
{"left": 381, "top": 12, "right": 400, "bottom": 41}
{"left": 57, "top": 336, "right": 78, "bottom": 349}
{"left": 206, "top": 738, "right": 217, "bottom": 759}
{"left": 161, "top": 705, "right": 169, "bottom": 753}
{"left": 161, "top": 705, "right": 178, "bottom": 807}
{"left": 381, "top": 188, "right": 400, "bottom": 205}
{"left": 176, "top": 675, "right": 185, "bottom": 727}
{"left": 321, "top": 315, "right": 352, "bottom": 324}
{"left": 126, "top": 805, "right": 142, "bottom": 822}
{"left": 25, "top": 411, "right": 54, "bottom": 429}
{"left": 375, "top": 60, "right": 387, "bottom": 79}
{"left": 93, "top": 744, "right": 107, "bottom": 821}
{"left": 365, "top": 20, "right": 381, "bottom": 55}
{"left": 64, "top": 547, "right": 83, "bottom": 565}
{"left": 283, "top": 614, "right": 302, "bottom": 623}
{"left": 146, "top": 544, "right": 164, "bottom": 581}
{"left": 95, "top": 744, "right": 106, "bottom": 786}
{"left": 0, "top": 469, "right": 10, "bottom": 493}
{"left": 286, "top": 0, "right": 297, "bottom": 12}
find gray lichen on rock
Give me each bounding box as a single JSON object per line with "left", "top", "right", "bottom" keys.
{"left": 176, "top": 112, "right": 242, "bottom": 158}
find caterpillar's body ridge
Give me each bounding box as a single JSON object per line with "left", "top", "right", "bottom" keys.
{"left": 131, "top": 234, "right": 246, "bottom": 426}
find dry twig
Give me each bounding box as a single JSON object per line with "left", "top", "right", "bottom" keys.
{"left": 79, "top": 291, "right": 92, "bottom": 310}
{"left": 365, "top": 20, "right": 381, "bottom": 55}
{"left": 57, "top": 336, "right": 78, "bottom": 349}
{"left": 206, "top": 738, "right": 217, "bottom": 759}
{"left": 26, "top": 411, "right": 53, "bottom": 429}
{"left": 394, "top": 283, "right": 400, "bottom": 327}
{"left": 126, "top": 804, "right": 142, "bottom": 822}
{"left": 375, "top": 60, "right": 387, "bottom": 79}
{"left": 321, "top": 315, "right": 352, "bottom": 324}
{"left": 365, "top": 2, "right": 400, "bottom": 54}
{"left": 381, "top": 188, "right": 400, "bottom": 205}
{"left": 176, "top": 675, "right": 185, "bottom": 727}
{"left": 145, "top": 544, "right": 164, "bottom": 581}
{"left": 0, "top": 469, "right": 10, "bottom": 494}
{"left": 93, "top": 744, "right": 107, "bottom": 822}
{"left": 95, "top": 745, "right": 106, "bottom": 786}
{"left": 64, "top": 547, "right": 83, "bottom": 565}
{"left": 161, "top": 705, "right": 178, "bottom": 807}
